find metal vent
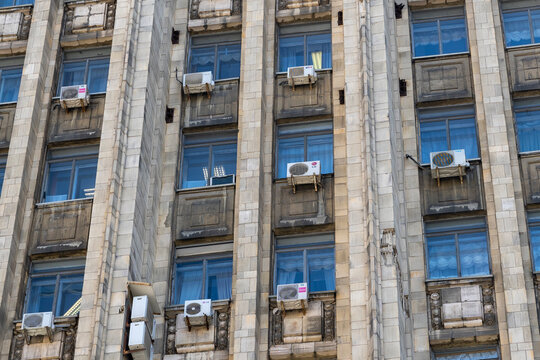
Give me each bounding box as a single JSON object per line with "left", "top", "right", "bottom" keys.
{"left": 185, "top": 302, "right": 201, "bottom": 315}
{"left": 61, "top": 87, "right": 78, "bottom": 99}
{"left": 289, "top": 67, "right": 305, "bottom": 77}
{"left": 184, "top": 73, "right": 203, "bottom": 85}
{"left": 432, "top": 152, "right": 454, "bottom": 167}
{"left": 23, "top": 314, "right": 44, "bottom": 327}
{"left": 278, "top": 285, "right": 298, "bottom": 300}
{"left": 288, "top": 163, "right": 309, "bottom": 176}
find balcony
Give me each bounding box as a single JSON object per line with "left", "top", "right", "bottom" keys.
{"left": 520, "top": 153, "right": 540, "bottom": 205}
{"left": 0, "top": 5, "right": 31, "bottom": 56}
{"left": 188, "top": 0, "right": 241, "bottom": 32}
{"left": 507, "top": 46, "right": 540, "bottom": 93}
{"left": 414, "top": 54, "right": 472, "bottom": 104}
{"left": 163, "top": 300, "right": 230, "bottom": 358}
{"left": 269, "top": 291, "right": 336, "bottom": 359}
{"left": 30, "top": 198, "right": 93, "bottom": 255}
{"left": 47, "top": 95, "right": 104, "bottom": 144}
{"left": 61, "top": 0, "right": 116, "bottom": 47}
{"left": 273, "top": 176, "right": 333, "bottom": 234}
{"left": 274, "top": 70, "right": 332, "bottom": 120}
{"left": 175, "top": 184, "right": 235, "bottom": 241}
{"left": 276, "top": 0, "right": 330, "bottom": 23}
{"left": 11, "top": 316, "right": 77, "bottom": 360}
{"left": 426, "top": 277, "right": 497, "bottom": 345}
{"left": 0, "top": 103, "right": 16, "bottom": 149}
{"left": 419, "top": 163, "right": 484, "bottom": 216}
{"left": 181, "top": 79, "right": 238, "bottom": 129}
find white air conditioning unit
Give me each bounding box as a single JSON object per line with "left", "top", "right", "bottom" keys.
{"left": 21, "top": 312, "right": 54, "bottom": 336}
{"left": 60, "top": 84, "right": 89, "bottom": 109}
{"left": 184, "top": 299, "right": 212, "bottom": 327}
{"left": 430, "top": 149, "right": 470, "bottom": 179}
{"left": 210, "top": 174, "right": 235, "bottom": 186}
{"left": 287, "top": 65, "right": 317, "bottom": 86}
{"left": 128, "top": 321, "right": 153, "bottom": 360}
{"left": 183, "top": 72, "right": 214, "bottom": 94}
{"left": 287, "top": 160, "right": 321, "bottom": 186}
{"left": 132, "top": 295, "right": 154, "bottom": 334}
{"left": 277, "top": 283, "right": 308, "bottom": 311}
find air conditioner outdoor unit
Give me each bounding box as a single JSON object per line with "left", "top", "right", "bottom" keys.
{"left": 277, "top": 283, "right": 308, "bottom": 311}
{"left": 210, "top": 174, "right": 235, "bottom": 186}
{"left": 21, "top": 312, "right": 54, "bottom": 338}
{"left": 128, "top": 321, "right": 153, "bottom": 360}
{"left": 287, "top": 65, "right": 317, "bottom": 86}
{"left": 132, "top": 295, "right": 154, "bottom": 333}
{"left": 60, "top": 84, "right": 89, "bottom": 109}
{"left": 184, "top": 299, "right": 212, "bottom": 328}
{"left": 287, "top": 160, "right": 321, "bottom": 190}
{"left": 430, "top": 149, "right": 470, "bottom": 180}
{"left": 183, "top": 72, "right": 214, "bottom": 95}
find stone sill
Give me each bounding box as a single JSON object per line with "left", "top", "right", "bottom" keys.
{"left": 175, "top": 183, "right": 235, "bottom": 194}
{"left": 35, "top": 197, "right": 93, "bottom": 209}
{"left": 275, "top": 4, "right": 331, "bottom": 23}
{"left": 429, "top": 326, "right": 499, "bottom": 346}
{"left": 61, "top": 29, "right": 113, "bottom": 48}
{"left": 0, "top": 4, "right": 32, "bottom": 13}
{"left": 0, "top": 39, "right": 26, "bottom": 56}
{"left": 408, "top": 0, "right": 464, "bottom": 9}
{"left": 413, "top": 51, "right": 470, "bottom": 63}
{"left": 13, "top": 315, "right": 78, "bottom": 330}
{"left": 273, "top": 173, "right": 333, "bottom": 185}
{"left": 425, "top": 275, "right": 493, "bottom": 291}
{"left": 188, "top": 15, "right": 241, "bottom": 32}
{"left": 64, "top": 0, "right": 113, "bottom": 5}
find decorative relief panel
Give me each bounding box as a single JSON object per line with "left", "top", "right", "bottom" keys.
{"left": 276, "top": 0, "right": 330, "bottom": 22}
{"left": 0, "top": 6, "right": 31, "bottom": 43}
{"left": 414, "top": 55, "right": 472, "bottom": 103}
{"left": 62, "top": 0, "right": 115, "bottom": 46}
{"left": 0, "top": 104, "right": 16, "bottom": 149}
{"left": 508, "top": 47, "right": 540, "bottom": 92}
{"left": 175, "top": 185, "right": 235, "bottom": 241}
{"left": 520, "top": 154, "right": 540, "bottom": 205}
{"left": 182, "top": 80, "right": 238, "bottom": 128}
{"left": 30, "top": 198, "right": 93, "bottom": 255}
{"left": 190, "top": 0, "right": 241, "bottom": 19}
{"left": 275, "top": 71, "right": 332, "bottom": 120}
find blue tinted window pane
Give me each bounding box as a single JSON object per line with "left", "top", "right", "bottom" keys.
{"left": 61, "top": 62, "right": 86, "bottom": 88}
{"left": 307, "top": 134, "right": 333, "bottom": 174}
{"left": 275, "top": 251, "right": 304, "bottom": 292}
{"left": 212, "top": 143, "right": 236, "bottom": 178}
{"left": 27, "top": 276, "right": 56, "bottom": 313}
{"left": 15, "top": 0, "right": 33, "bottom": 4}
{"left": 516, "top": 109, "right": 540, "bottom": 152}
{"left": 413, "top": 21, "right": 440, "bottom": 57}
{"left": 175, "top": 261, "right": 204, "bottom": 304}
{"left": 503, "top": 11, "right": 532, "bottom": 47}
{"left": 55, "top": 274, "right": 83, "bottom": 316}
{"left": 0, "top": 167, "right": 5, "bottom": 195}
{"left": 279, "top": 36, "right": 304, "bottom": 72}
{"left": 533, "top": 10, "right": 540, "bottom": 44}
{"left": 217, "top": 44, "right": 241, "bottom": 79}
{"left": 0, "top": 68, "right": 21, "bottom": 103}
{"left": 440, "top": 18, "right": 468, "bottom": 54}
{"left": 427, "top": 235, "right": 458, "bottom": 279}
{"left": 182, "top": 146, "right": 210, "bottom": 188}
{"left": 190, "top": 47, "right": 215, "bottom": 74}
{"left": 45, "top": 161, "right": 72, "bottom": 202}
{"left": 420, "top": 120, "right": 447, "bottom": 163}
{"left": 277, "top": 137, "right": 305, "bottom": 178}
{"left": 206, "top": 258, "right": 233, "bottom": 300}
{"left": 307, "top": 248, "right": 335, "bottom": 292}
{"left": 307, "top": 33, "right": 332, "bottom": 70}
{"left": 458, "top": 232, "right": 489, "bottom": 277}
{"left": 436, "top": 350, "right": 499, "bottom": 360}
{"left": 71, "top": 158, "right": 97, "bottom": 199}
{"left": 449, "top": 118, "right": 478, "bottom": 158}
{"left": 531, "top": 227, "right": 540, "bottom": 272}
{"left": 87, "top": 59, "right": 109, "bottom": 93}
{"left": 0, "top": 0, "right": 13, "bottom": 5}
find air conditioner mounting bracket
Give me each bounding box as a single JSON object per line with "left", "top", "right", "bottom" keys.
{"left": 279, "top": 299, "right": 307, "bottom": 316}
{"left": 184, "top": 314, "right": 210, "bottom": 332}
{"left": 290, "top": 174, "right": 318, "bottom": 194}
{"left": 434, "top": 165, "right": 464, "bottom": 187}
{"left": 23, "top": 327, "right": 53, "bottom": 344}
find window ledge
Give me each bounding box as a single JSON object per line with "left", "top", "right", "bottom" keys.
{"left": 269, "top": 290, "right": 336, "bottom": 307}
{"left": 0, "top": 4, "right": 33, "bottom": 12}
{"left": 35, "top": 197, "right": 93, "bottom": 208}
{"left": 506, "top": 43, "right": 540, "bottom": 51}
{"left": 425, "top": 274, "right": 493, "bottom": 289}
{"left": 52, "top": 92, "right": 107, "bottom": 102}
{"left": 274, "top": 172, "right": 334, "bottom": 183}
{"left": 275, "top": 68, "right": 332, "bottom": 77}
{"left": 518, "top": 151, "right": 540, "bottom": 158}
{"left": 412, "top": 51, "right": 470, "bottom": 61}
{"left": 164, "top": 299, "right": 231, "bottom": 318}
{"left": 176, "top": 183, "right": 235, "bottom": 194}
{"left": 419, "top": 158, "right": 481, "bottom": 168}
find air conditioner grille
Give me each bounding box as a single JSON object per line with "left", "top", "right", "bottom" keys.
{"left": 289, "top": 163, "right": 309, "bottom": 176}
{"left": 432, "top": 152, "right": 454, "bottom": 167}
{"left": 24, "top": 314, "right": 44, "bottom": 327}
{"left": 185, "top": 302, "right": 201, "bottom": 315}
{"left": 278, "top": 286, "right": 298, "bottom": 300}
{"left": 185, "top": 74, "right": 203, "bottom": 85}
{"left": 289, "top": 67, "right": 305, "bottom": 77}
{"left": 61, "top": 87, "right": 79, "bottom": 99}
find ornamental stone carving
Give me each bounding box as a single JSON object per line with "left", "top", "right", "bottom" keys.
{"left": 63, "top": 0, "right": 116, "bottom": 35}
{"left": 190, "top": 0, "right": 241, "bottom": 19}
{"left": 0, "top": 6, "right": 32, "bottom": 43}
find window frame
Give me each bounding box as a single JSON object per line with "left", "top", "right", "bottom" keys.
{"left": 513, "top": 99, "right": 540, "bottom": 155}
{"left": 0, "top": 65, "right": 23, "bottom": 104}
{"left": 57, "top": 52, "right": 110, "bottom": 96}
{"left": 273, "top": 233, "right": 335, "bottom": 294}
{"left": 0, "top": 0, "right": 33, "bottom": 7}
{"left": 527, "top": 211, "right": 540, "bottom": 273}
{"left": 424, "top": 217, "right": 491, "bottom": 281}
{"left": 187, "top": 33, "right": 242, "bottom": 81}
{"left": 501, "top": 6, "right": 540, "bottom": 48}
{"left": 0, "top": 154, "right": 7, "bottom": 196}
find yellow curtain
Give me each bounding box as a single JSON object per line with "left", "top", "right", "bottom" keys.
{"left": 311, "top": 51, "right": 322, "bottom": 70}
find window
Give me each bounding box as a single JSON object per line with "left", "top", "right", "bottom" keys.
{"left": 25, "top": 259, "right": 84, "bottom": 317}
{"left": 42, "top": 146, "right": 98, "bottom": 203}
{"left": 528, "top": 211, "right": 540, "bottom": 272}
{"left": 58, "top": 48, "right": 110, "bottom": 95}
{"left": 502, "top": 4, "right": 540, "bottom": 48}
{"left": 188, "top": 33, "right": 241, "bottom": 80}
{"left": 425, "top": 217, "right": 490, "bottom": 280}
{"left": 274, "top": 234, "right": 335, "bottom": 293}
{"left": 0, "top": 0, "right": 33, "bottom": 6}
{"left": 180, "top": 132, "right": 237, "bottom": 189}
{"left": 514, "top": 99, "right": 540, "bottom": 153}
{"left": 418, "top": 106, "right": 479, "bottom": 164}
{"left": 276, "top": 121, "right": 333, "bottom": 179}
{"left": 173, "top": 248, "right": 233, "bottom": 304}
{"left": 0, "top": 67, "right": 22, "bottom": 103}
{"left": 278, "top": 23, "right": 332, "bottom": 72}
{"left": 433, "top": 349, "right": 499, "bottom": 360}
{"left": 0, "top": 155, "right": 6, "bottom": 196}
{"left": 411, "top": 7, "right": 468, "bottom": 57}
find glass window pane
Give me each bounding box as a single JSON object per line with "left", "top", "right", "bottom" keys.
{"left": 307, "top": 134, "right": 333, "bottom": 174}
{"left": 427, "top": 235, "right": 458, "bottom": 279}
{"left": 0, "top": 0, "right": 13, "bottom": 6}
{"left": 516, "top": 109, "right": 540, "bottom": 152}
{"left": 307, "top": 33, "right": 332, "bottom": 70}
{"left": 436, "top": 350, "right": 499, "bottom": 360}
{"left": 503, "top": 11, "right": 532, "bottom": 47}
{"left": 275, "top": 251, "right": 304, "bottom": 292}
{"left": 71, "top": 158, "right": 98, "bottom": 199}
{"left": 212, "top": 143, "right": 237, "bottom": 178}
{"left": 0, "top": 68, "right": 22, "bottom": 103}
{"left": 206, "top": 258, "right": 233, "bottom": 300}
{"left": 440, "top": 18, "right": 468, "bottom": 54}
{"left": 55, "top": 274, "right": 83, "bottom": 316}
{"left": 45, "top": 161, "right": 72, "bottom": 203}
{"left": 449, "top": 117, "right": 478, "bottom": 158}
{"left": 189, "top": 47, "right": 215, "bottom": 74}
{"left": 175, "top": 261, "right": 204, "bottom": 304}
{"left": 420, "top": 120, "right": 447, "bottom": 163}
{"left": 458, "top": 232, "right": 490, "bottom": 277}
{"left": 217, "top": 44, "right": 241, "bottom": 79}
{"left": 182, "top": 146, "right": 210, "bottom": 188}
{"left": 60, "top": 62, "right": 86, "bottom": 88}
{"left": 412, "top": 21, "right": 440, "bottom": 57}
{"left": 27, "top": 276, "right": 56, "bottom": 313}
{"left": 307, "top": 248, "right": 335, "bottom": 292}
{"left": 15, "top": 0, "right": 34, "bottom": 4}
{"left": 532, "top": 10, "right": 540, "bottom": 44}
{"left": 279, "top": 36, "right": 304, "bottom": 72}
{"left": 277, "top": 137, "right": 305, "bottom": 178}
{"left": 87, "top": 59, "right": 109, "bottom": 93}
{"left": 278, "top": 121, "right": 333, "bottom": 136}
{"left": 531, "top": 226, "right": 540, "bottom": 272}
{"left": 0, "top": 166, "right": 5, "bottom": 196}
